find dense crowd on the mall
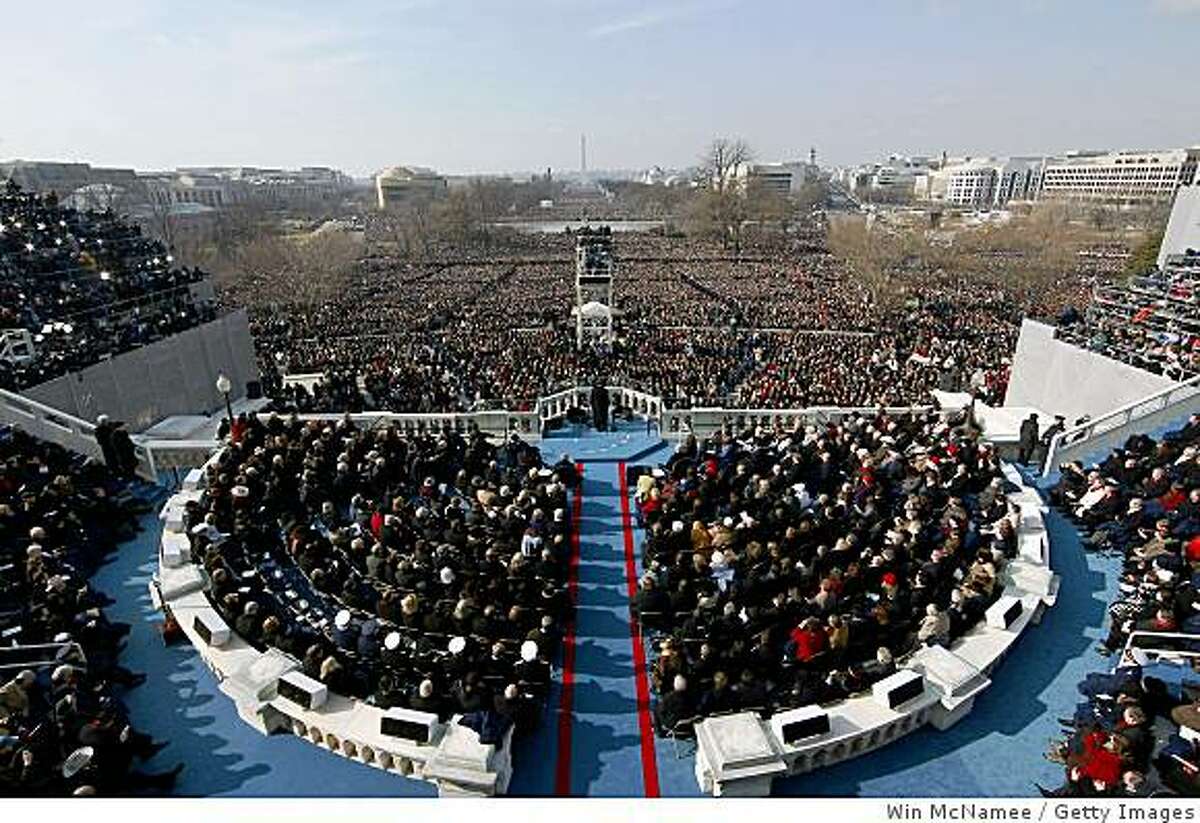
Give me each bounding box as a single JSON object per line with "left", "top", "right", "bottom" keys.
{"left": 226, "top": 229, "right": 1102, "bottom": 416}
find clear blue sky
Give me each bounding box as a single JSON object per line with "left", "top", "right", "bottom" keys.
{"left": 1, "top": 0, "right": 1197, "bottom": 177}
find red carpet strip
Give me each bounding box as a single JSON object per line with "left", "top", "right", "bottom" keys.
{"left": 618, "top": 461, "right": 662, "bottom": 797}
{"left": 554, "top": 462, "right": 584, "bottom": 795}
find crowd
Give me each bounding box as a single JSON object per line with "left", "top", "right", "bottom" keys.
{"left": 626, "top": 410, "right": 1019, "bottom": 732}
{"left": 1041, "top": 416, "right": 1200, "bottom": 796}
{"left": 227, "top": 227, "right": 1093, "bottom": 414}
{"left": 0, "top": 426, "right": 181, "bottom": 795}
{"left": 0, "top": 182, "right": 217, "bottom": 391}
{"left": 1056, "top": 256, "right": 1200, "bottom": 381}
{"left": 182, "top": 414, "right": 574, "bottom": 739}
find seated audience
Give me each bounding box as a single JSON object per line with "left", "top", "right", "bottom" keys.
{"left": 0, "top": 426, "right": 179, "bottom": 796}
{"left": 632, "top": 410, "right": 1016, "bottom": 726}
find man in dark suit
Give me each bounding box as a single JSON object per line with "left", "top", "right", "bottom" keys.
{"left": 93, "top": 415, "right": 119, "bottom": 473}
{"left": 1018, "top": 413, "right": 1040, "bottom": 465}
{"left": 589, "top": 383, "right": 609, "bottom": 431}
{"left": 654, "top": 674, "right": 695, "bottom": 733}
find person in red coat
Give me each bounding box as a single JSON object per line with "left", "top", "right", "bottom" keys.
{"left": 789, "top": 617, "right": 827, "bottom": 663}
{"left": 1071, "top": 731, "right": 1123, "bottom": 792}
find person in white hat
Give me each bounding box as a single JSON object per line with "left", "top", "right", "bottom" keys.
{"left": 410, "top": 678, "right": 445, "bottom": 719}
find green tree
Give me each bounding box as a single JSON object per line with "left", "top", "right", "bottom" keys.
{"left": 1126, "top": 228, "right": 1164, "bottom": 277}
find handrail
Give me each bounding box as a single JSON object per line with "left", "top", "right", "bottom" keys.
{"left": 660, "top": 405, "right": 940, "bottom": 438}
{"left": 534, "top": 385, "right": 665, "bottom": 432}
{"left": 1040, "top": 374, "right": 1200, "bottom": 476}
{"left": 1118, "top": 631, "right": 1200, "bottom": 668}
{"left": 668, "top": 405, "right": 937, "bottom": 418}
{"left": 0, "top": 385, "right": 162, "bottom": 481}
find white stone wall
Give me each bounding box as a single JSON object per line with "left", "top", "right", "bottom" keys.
{"left": 1004, "top": 319, "right": 1176, "bottom": 424}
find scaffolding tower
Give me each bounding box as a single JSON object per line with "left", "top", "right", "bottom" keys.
{"left": 573, "top": 226, "right": 614, "bottom": 349}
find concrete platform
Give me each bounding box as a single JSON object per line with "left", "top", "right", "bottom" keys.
{"left": 142, "top": 398, "right": 271, "bottom": 440}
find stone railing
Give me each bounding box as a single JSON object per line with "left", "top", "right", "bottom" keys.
{"left": 0, "top": 386, "right": 163, "bottom": 482}
{"left": 535, "top": 385, "right": 663, "bottom": 432}
{"left": 151, "top": 467, "right": 513, "bottom": 797}
{"left": 692, "top": 462, "right": 1059, "bottom": 796}
{"left": 663, "top": 406, "right": 940, "bottom": 441}
{"left": 256, "top": 409, "right": 539, "bottom": 440}
{"left": 255, "top": 376, "right": 954, "bottom": 445}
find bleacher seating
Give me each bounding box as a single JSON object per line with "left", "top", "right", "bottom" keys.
{"left": 0, "top": 181, "right": 216, "bottom": 391}
{"left": 1057, "top": 255, "right": 1200, "bottom": 381}
{"left": 0, "top": 425, "right": 179, "bottom": 796}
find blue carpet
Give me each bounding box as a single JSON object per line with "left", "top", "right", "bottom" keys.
{"left": 542, "top": 419, "right": 665, "bottom": 464}
{"left": 90, "top": 435, "right": 1124, "bottom": 797}
{"left": 89, "top": 507, "right": 435, "bottom": 796}
{"left": 564, "top": 463, "right": 652, "bottom": 795}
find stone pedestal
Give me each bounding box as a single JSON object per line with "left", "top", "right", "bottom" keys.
{"left": 424, "top": 719, "right": 512, "bottom": 797}
{"left": 909, "top": 645, "right": 991, "bottom": 731}
{"left": 182, "top": 467, "right": 205, "bottom": 491}
{"left": 157, "top": 563, "right": 207, "bottom": 601}
{"left": 161, "top": 530, "right": 191, "bottom": 567}
{"left": 694, "top": 712, "right": 787, "bottom": 797}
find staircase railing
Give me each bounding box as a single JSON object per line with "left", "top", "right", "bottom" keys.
{"left": 1041, "top": 374, "right": 1200, "bottom": 476}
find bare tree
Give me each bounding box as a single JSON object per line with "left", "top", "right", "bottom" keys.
{"left": 214, "top": 230, "right": 359, "bottom": 309}
{"left": 689, "top": 137, "right": 756, "bottom": 251}
{"left": 700, "top": 137, "right": 753, "bottom": 194}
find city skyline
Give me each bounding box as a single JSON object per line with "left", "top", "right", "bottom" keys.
{"left": 2, "top": 0, "right": 1199, "bottom": 177}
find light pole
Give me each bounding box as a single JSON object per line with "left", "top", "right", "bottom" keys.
{"left": 215, "top": 373, "right": 233, "bottom": 433}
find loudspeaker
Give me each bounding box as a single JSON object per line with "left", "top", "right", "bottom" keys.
{"left": 379, "top": 707, "right": 440, "bottom": 743}
{"left": 277, "top": 671, "right": 328, "bottom": 710}
{"left": 986, "top": 595, "right": 1023, "bottom": 629}
{"left": 872, "top": 670, "right": 925, "bottom": 710}
{"left": 245, "top": 380, "right": 262, "bottom": 400}
{"left": 193, "top": 610, "right": 230, "bottom": 647}
{"left": 774, "top": 705, "right": 831, "bottom": 744}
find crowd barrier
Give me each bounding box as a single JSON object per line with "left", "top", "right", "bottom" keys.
{"left": 151, "top": 463, "right": 514, "bottom": 797}
{"left": 691, "top": 462, "right": 1060, "bottom": 796}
